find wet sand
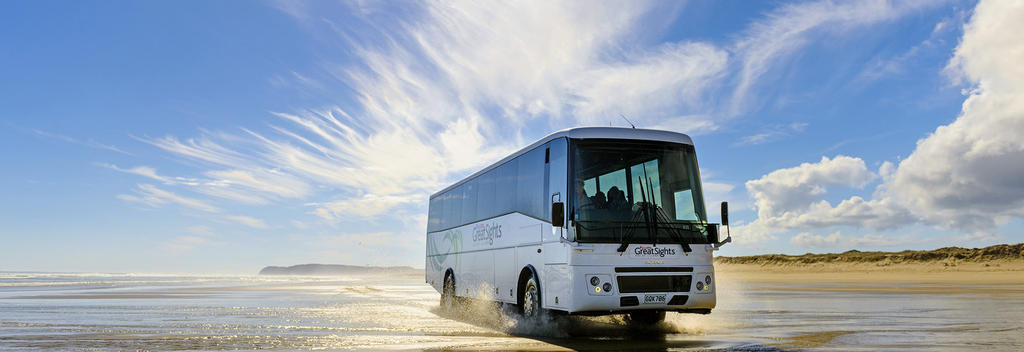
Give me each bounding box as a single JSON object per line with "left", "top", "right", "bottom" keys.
{"left": 1, "top": 270, "right": 1022, "bottom": 351}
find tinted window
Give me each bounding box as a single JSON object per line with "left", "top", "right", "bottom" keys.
{"left": 454, "top": 185, "right": 466, "bottom": 227}
{"left": 495, "top": 158, "right": 517, "bottom": 214}
{"left": 516, "top": 147, "right": 545, "bottom": 218}
{"left": 462, "top": 179, "right": 478, "bottom": 224}
{"left": 477, "top": 170, "right": 496, "bottom": 221}
{"left": 441, "top": 189, "right": 454, "bottom": 230}
{"left": 428, "top": 196, "right": 441, "bottom": 232}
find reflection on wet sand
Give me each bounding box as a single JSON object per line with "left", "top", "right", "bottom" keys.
{"left": 0, "top": 271, "right": 1022, "bottom": 351}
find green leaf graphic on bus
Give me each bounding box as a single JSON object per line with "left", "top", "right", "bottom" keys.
{"left": 428, "top": 229, "right": 462, "bottom": 271}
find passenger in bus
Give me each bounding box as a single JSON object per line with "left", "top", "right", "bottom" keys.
{"left": 607, "top": 187, "right": 628, "bottom": 210}
{"left": 575, "top": 181, "right": 594, "bottom": 218}
{"left": 606, "top": 186, "right": 630, "bottom": 221}
{"left": 592, "top": 190, "right": 607, "bottom": 209}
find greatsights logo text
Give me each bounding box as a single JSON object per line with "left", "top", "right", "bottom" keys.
{"left": 633, "top": 246, "right": 676, "bottom": 257}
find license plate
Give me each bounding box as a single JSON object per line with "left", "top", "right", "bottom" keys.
{"left": 643, "top": 294, "right": 666, "bottom": 304}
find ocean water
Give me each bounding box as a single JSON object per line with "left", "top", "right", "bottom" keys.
{"left": 1, "top": 271, "right": 1022, "bottom": 351}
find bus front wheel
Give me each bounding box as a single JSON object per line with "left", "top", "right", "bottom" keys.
{"left": 520, "top": 275, "right": 541, "bottom": 318}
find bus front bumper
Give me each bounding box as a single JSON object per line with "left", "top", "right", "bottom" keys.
{"left": 564, "top": 265, "right": 716, "bottom": 315}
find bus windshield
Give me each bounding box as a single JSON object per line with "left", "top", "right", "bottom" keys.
{"left": 571, "top": 139, "right": 709, "bottom": 244}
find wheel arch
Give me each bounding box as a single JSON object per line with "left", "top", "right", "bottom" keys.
{"left": 516, "top": 264, "right": 540, "bottom": 306}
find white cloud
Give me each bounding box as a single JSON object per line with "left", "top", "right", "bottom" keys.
{"left": 735, "top": 122, "right": 809, "bottom": 146}
{"left": 312, "top": 193, "right": 421, "bottom": 220}
{"left": 790, "top": 231, "right": 841, "bottom": 249}
{"left": 133, "top": 2, "right": 734, "bottom": 225}
{"left": 117, "top": 184, "right": 220, "bottom": 213}
{"left": 740, "top": 0, "right": 1024, "bottom": 244}
{"left": 103, "top": 164, "right": 170, "bottom": 183}
{"left": 224, "top": 215, "right": 268, "bottom": 229}
{"left": 104, "top": 163, "right": 306, "bottom": 205}
{"left": 700, "top": 181, "right": 741, "bottom": 217}
{"left": 119, "top": 1, "right": 957, "bottom": 248}
{"left": 887, "top": 0, "right": 1024, "bottom": 230}
{"left": 730, "top": 0, "right": 942, "bottom": 115}
{"left": 746, "top": 156, "right": 876, "bottom": 219}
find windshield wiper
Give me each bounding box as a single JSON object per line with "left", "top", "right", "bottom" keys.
{"left": 617, "top": 173, "right": 655, "bottom": 253}
{"left": 642, "top": 172, "right": 692, "bottom": 253}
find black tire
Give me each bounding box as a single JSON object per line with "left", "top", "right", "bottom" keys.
{"left": 520, "top": 273, "right": 541, "bottom": 318}
{"left": 628, "top": 310, "right": 666, "bottom": 325}
{"left": 441, "top": 272, "right": 456, "bottom": 311}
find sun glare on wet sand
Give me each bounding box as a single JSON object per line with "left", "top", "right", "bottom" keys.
{"left": 1, "top": 267, "right": 1022, "bottom": 351}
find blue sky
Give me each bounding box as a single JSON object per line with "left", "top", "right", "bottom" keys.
{"left": 2, "top": 0, "right": 1022, "bottom": 274}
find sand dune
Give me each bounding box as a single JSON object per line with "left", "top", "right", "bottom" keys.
{"left": 715, "top": 243, "right": 1024, "bottom": 286}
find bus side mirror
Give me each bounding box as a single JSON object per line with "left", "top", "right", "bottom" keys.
{"left": 552, "top": 202, "right": 565, "bottom": 227}
{"left": 714, "top": 201, "right": 732, "bottom": 249}
{"left": 721, "top": 201, "right": 729, "bottom": 226}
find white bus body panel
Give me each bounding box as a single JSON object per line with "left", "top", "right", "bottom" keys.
{"left": 427, "top": 218, "right": 717, "bottom": 314}
{"left": 426, "top": 213, "right": 547, "bottom": 303}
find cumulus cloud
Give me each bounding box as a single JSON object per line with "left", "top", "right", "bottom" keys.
{"left": 886, "top": 0, "right": 1024, "bottom": 230}
{"left": 741, "top": 0, "right": 1024, "bottom": 244}
{"left": 746, "top": 156, "right": 876, "bottom": 219}
{"left": 790, "top": 231, "right": 841, "bottom": 249}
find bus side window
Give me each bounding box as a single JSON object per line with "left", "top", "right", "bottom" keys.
{"left": 477, "top": 169, "right": 496, "bottom": 222}
{"left": 516, "top": 147, "right": 545, "bottom": 219}
{"left": 428, "top": 196, "right": 441, "bottom": 232}
{"left": 496, "top": 159, "right": 517, "bottom": 215}
{"left": 462, "top": 178, "right": 478, "bottom": 224}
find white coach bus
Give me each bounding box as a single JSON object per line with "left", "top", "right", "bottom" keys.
{"left": 425, "top": 127, "right": 731, "bottom": 324}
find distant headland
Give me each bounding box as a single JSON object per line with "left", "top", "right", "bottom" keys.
{"left": 258, "top": 264, "right": 420, "bottom": 276}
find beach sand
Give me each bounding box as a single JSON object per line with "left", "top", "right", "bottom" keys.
{"left": 2, "top": 259, "right": 1023, "bottom": 351}
{"left": 717, "top": 261, "right": 1024, "bottom": 287}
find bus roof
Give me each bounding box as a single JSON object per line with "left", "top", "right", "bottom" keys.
{"left": 430, "top": 127, "right": 694, "bottom": 199}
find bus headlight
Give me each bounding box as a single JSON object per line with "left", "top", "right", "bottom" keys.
{"left": 695, "top": 273, "right": 712, "bottom": 293}
{"left": 586, "top": 274, "right": 612, "bottom": 296}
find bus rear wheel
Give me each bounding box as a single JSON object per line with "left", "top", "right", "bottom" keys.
{"left": 441, "top": 272, "right": 457, "bottom": 312}
{"left": 627, "top": 310, "right": 665, "bottom": 325}
{"left": 520, "top": 275, "right": 541, "bottom": 318}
